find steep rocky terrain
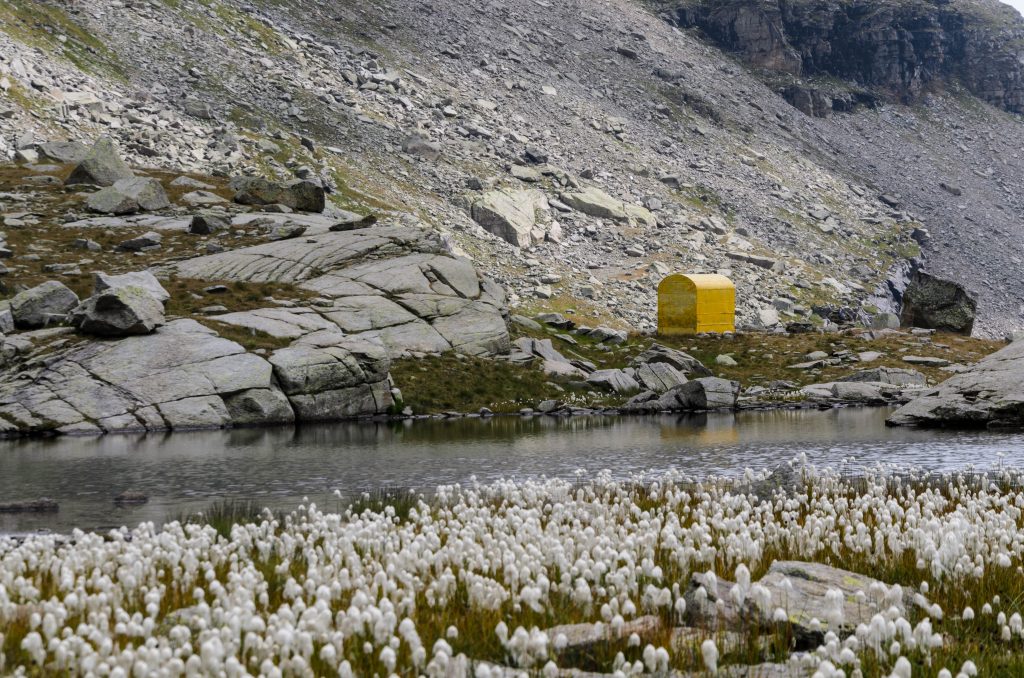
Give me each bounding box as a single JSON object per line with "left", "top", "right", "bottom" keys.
{"left": 1, "top": 0, "right": 1024, "bottom": 399}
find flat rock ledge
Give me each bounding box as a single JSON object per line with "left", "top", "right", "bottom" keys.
{"left": 170, "top": 225, "right": 510, "bottom": 358}
{"left": 888, "top": 338, "right": 1024, "bottom": 428}
{"left": 0, "top": 319, "right": 393, "bottom": 436}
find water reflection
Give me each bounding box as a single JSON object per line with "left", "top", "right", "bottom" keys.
{"left": 1, "top": 407, "right": 1022, "bottom": 533}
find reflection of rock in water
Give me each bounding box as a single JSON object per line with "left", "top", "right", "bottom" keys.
{"left": 659, "top": 412, "right": 739, "bottom": 445}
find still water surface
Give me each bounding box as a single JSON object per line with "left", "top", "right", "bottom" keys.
{"left": 2, "top": 407, "right": 1023, "bottom": 533}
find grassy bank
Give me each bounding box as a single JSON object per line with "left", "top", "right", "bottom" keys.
{"left": 390, "top": 319, "right": 1003, "bottom": 414}
{"left": 2, "top": 466, "right": 1023, "bottom": 675}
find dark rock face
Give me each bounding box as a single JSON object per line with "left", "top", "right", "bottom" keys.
{"left": 671, "top": 0, "right": 1024, "bottom": 114}
{"left": 230, "top": 177, "right": 326, "bottom": 212}
{"left": 900, "top": 270, "right": 977, "bottom": 335}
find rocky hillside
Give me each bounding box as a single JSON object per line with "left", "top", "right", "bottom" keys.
{"left": 2, "top": 0, "right": 1024, "bottom": 338}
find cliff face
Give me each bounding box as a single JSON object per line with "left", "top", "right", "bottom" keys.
{"left": 669, "top": 0, "right": 1024, "bottom": 114}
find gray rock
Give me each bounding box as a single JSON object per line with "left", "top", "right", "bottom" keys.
{"left": 559, "top": 186, "right": 654, "bottom": 227}
{"left": 36, "top": 140, "right": 89, "bottom": 164}
{"left": 86, "top": 187, "right": 139, "bottom": 216}
{"left": 117, "top": 231, "right": 162, "bottom": 251}
{"left": 0, "top": 319, "right": 391, "bottom": 435}
{"left": 870, "top": 312, "right": 901, "bottom": 330}
{"left": 841, "top": 367, "right": 926, "bottom": 386}
{"left": 170, "top": 176, "right": 215, "bottom": 189}
{"left": 65, "top": 137, "right": 134, "bottom": 187}
{"left": 189, "top": 213, "right": 229, "bottom": 235}
{"left": 586, "top": 369, "right": 641, "bottom": 394}
{"left": 11, "top": 281, "right": 80, "bottom": 329}
{"left": 902, "top": 355, "right": 950, "bottom": 367}
{"left": 172, "top": 226, "right": 509, "bottom": 358}
{"left": 632, "top": 344, "right": 711, "bottom": 376}
{"left": 269, "top": 337, "right": 393, "bottom": 420}
{"left": 184, "top": 98, "right": 215, "bottom": 120}
{"left": 470, "top": 188, "right": 548, "bottom": 248}
{"left": 900, "top": 271, "right": 977, "bottom": 335}
{"left": 634, "top": 362, "right": 687, "bottom": 392}
{"left": 86, "top": 177, "right": 169, "bottom": 214}
{"left": 71, "top": 286, "right": 165, "bottom": 336}
{"left": 660, "top": 377, "right": 740, "bottom": 410}
{"left": 180, "top": 190, "right": 226, "bottom": 206}
{"left": 401, "top": 134, "right": 442, "bottom": 161}
{"left": 545, "top": 616, "right": 662, "bottom": 656}
{"left": 889, "top": 339, "right": 1024, "bottom": 428}
{"left": 93, "top": 270, "right": 170, "bottom": 304}
{"left": 266, "top": 222, "right": 308, "bottom": 240}
{"left": 230, "top": 177, "right": 325, "bottom": 212}
{"left": 757, "top": 561, "right": 928, "bottom": 644}
{"left": 223, "top": 388, "right": 295, "bottom": 425}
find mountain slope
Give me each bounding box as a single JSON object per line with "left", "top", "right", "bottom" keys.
{"left": 2, "top": 0, "right": 1024, "bottom": 335}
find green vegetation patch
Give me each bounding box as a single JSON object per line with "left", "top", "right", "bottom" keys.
{"left": 0, "top": 0, "right": 126, "bottom": 79}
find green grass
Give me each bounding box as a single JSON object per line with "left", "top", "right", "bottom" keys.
{"left": 390, "top": 353, "right": 609, "bottom": 414}
{"left": 393, "top": 320, "right": 1001, "bottom": 414}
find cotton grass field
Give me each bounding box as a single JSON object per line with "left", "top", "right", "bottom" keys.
{"left": 3, "top": 462, "right": 1024, "bottom": 676}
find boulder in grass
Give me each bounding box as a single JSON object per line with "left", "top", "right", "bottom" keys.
{"left": 189, "top": 213, "right": 229, "bottom": 235}
{"left": 116, "top": 231, "right": 162, "bottom": 252}
{"left": 230, "top": 176, "right": 325, "bottom": 212}
{"left": 64, "top": 137, "right": 134, "bottom": 187}
{"left": 86, "top": 177, "right": 169, "bottom": 215}
{"left": 93, "top": 271, "right": 170, "bottom": 305}
{"left": 72, "top": 286, "right": 165, "bottom": 336}
{"left": 11, "top": 281, "right": 80, "bottom": 329}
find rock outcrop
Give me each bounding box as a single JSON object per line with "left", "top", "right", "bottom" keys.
{"left": 888, "top": 338, "right": 1024, "bottom": 428}
{"left": 670, "top": 0, "right": 1024, "bottom": 115}
{"left": 0, "top": 319, "right": 392, "bottom": 435}
{"left": 171, "top": 226, "right": 510, "bottom": 358}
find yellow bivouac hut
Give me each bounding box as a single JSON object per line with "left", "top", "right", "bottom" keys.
{"left": 657, "top": 273, "right": 735, "bottom": 335}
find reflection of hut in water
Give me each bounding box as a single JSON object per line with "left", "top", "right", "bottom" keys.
{"left": 657, "top": 273, "right": 735, "bottom": 335}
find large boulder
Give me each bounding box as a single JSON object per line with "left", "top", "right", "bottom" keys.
{"left": 684, "top": 561, "right": 928, "bottom": 648}
{"left": 888, "top": 339, "right": 1024, "bottom": 428}
{"left": 64, "top": 137, "right": 134, "bottom": 187}
{"left": 86, "top": 177, "right": 170, "bottom": 215}
{"left": 10, "top": 281, "right": 80, "bottom": 329}
{"left": 94, "top": 270, "right": 170, "bottom": 304}
{"left": 230, "top": 176, "right": 325, "bottom": 212}
{"left": 35, "top": 140, "right": 89, "bottom": 164}
{"left": 659, "top": 377, "right": 740, "bottom": 410}
{"left": 470, "top": 188, "right": 548, "bottom": 248}
{"left": 71, "top": 286, "right": 166, "bottom": 336}
{"left": 559, "top": 186, "right": 655, "bottom": 227}
{"left": 900, "top": 271, "right": 977, "bottom": 335}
